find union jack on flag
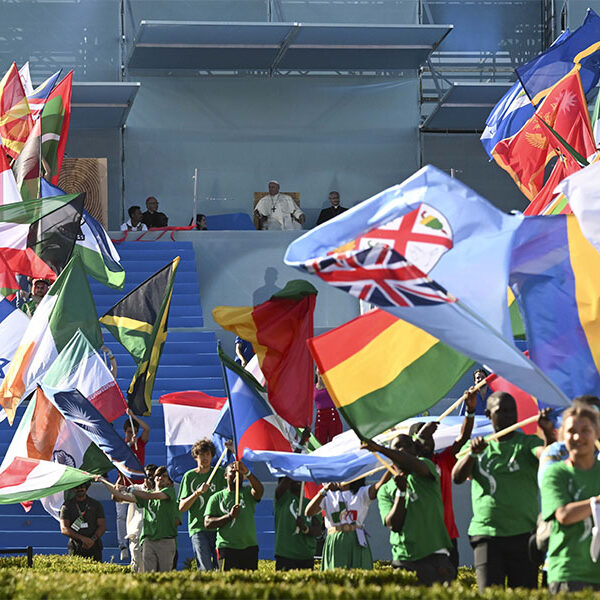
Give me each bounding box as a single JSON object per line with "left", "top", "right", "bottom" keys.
{"left": 305, "top": 246, "right": 456, "bottom": 308}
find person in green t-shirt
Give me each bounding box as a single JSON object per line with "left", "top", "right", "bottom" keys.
{"left": 365, "top": 434, "right": 455, "bottom": 585}
{"left": 541, "top": 402, "right": 600, "bottom": 594}
{"left": 274, "top": 477, "right": 322, "bottom": 570}
{"left": 178, "top": 438, "right": 227, "bottom": 571}
{"left": 452, "top": 391, "right": 555, "bottom": 591}
{"left": 204, "top": 461, "right": 264, "bottom": 571}
{"left": 97, "top": 466, "right": 180, "bottom": 572}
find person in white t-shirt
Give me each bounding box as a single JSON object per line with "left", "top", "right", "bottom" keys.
{"left": 254, "top": 181, "right": 304, "bottom": 231}
{"left": 305, "top": 471, "right": 389, "bottom": 570}
{"left": 121, "top": 206, "right": 148, "bottom": 232}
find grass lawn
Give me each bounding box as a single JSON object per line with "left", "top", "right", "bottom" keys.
{"left": 0, "top": 555, "right": 595, "bottom": 599}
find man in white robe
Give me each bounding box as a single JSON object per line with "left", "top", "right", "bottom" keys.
{"left": 254, "top": 181, "right": 305, "bottom": 230}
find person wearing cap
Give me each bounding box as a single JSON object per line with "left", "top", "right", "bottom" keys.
{"left": 20, "top": 278, "right": 50, "bottom": 317}
{"left": 254, "top": 180, "right": 305, "bottom": 231}
{"left": 59, "top": 481, "right": 106, "bottom": 562}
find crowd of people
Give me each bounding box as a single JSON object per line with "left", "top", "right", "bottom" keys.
{"left": 55, "top": 371, "right": 600, "bottom": 593}
{"left": 121, "top": 181, "right": 347, "bottom": 233}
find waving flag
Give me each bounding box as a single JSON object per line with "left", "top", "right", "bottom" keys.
{"left": 0, "top": 296, "right": 30, "bottom": 387}
{"left": 43, "top": 329, "right": 126, "bottom": 423}
{"left": 0, "top": 385, "right": 112, "bottom": 516}
{"left": 42, "top": 71, "right": 72, "bottom": 185}
{"left": 0, "top": 193, "right": 81, "bottom": 286}
{"left": 43, "top": 386, "right": 145, "bottom": 481}
{"left": 285, "top": 165, "right": 569, "bottom": 409}
{"left": 100, "top": 258, "right": 179, "bottom": 415}
{"left": 160, "top": 391, "right": 227, "bottom": 481}
{"left": 480, "top": 29, "right": 572, "bottom": 159}
{"left": 492, "top": 71, "right": 595, "bottom": 200}
{"left": 308, "top": 309, "right": 472, "bottom": 439}
{"left": 516, "top": 9, "right": 600, "bottom": 106}
{"left": 0, "top": 255, "right": 102, "bottom": 424}
{"left": 27, "top": 70, "right": 61, "bottom": 121}
{"left": 510, "top": 214, "right": 600, "bottom": 399}
{"left": 18, "top": 63, "right": 33, "bottom": 96}
{"left": 0, "top": 458, "right": 92, "bottom": 505}
{"left": 219, "top": 347, "right": 293, "bottom": 459}
{"left": 40, "top": 180, "right": 125, "bottom": 289}
{"left": 0, "top": 144, "right": 21, "bottom": 206}
{"left": 213, "top": 280, "right": 317, "bottom": 428}
{"left": 0, "top": 62, "right": 33, "bottom": 159}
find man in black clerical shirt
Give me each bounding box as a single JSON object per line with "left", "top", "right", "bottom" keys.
{"left": 315, "top": 191, "right": 348, "bottom": 226}
{"left": 142, "top": 196, "right": 169, "bottom": 228}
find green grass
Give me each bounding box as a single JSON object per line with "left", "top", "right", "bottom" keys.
{"left": 0, "top": 556, "right": 596, "bottom": 599}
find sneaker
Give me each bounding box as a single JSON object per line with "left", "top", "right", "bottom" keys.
{"left": 120, "top": 547, "right": 130, "bottom": 561}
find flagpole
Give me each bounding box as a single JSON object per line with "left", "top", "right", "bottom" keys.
{"left": 192, "top": 168, "right": 198, "bottom": 227}
{"left": 370, "top": 451, "right": 397, "bottom": 476}
{"left": 217, "top": 341, "right": 238, "bottom": 456}
{"left": 456, "top": 413, "right": 540, "bottom": 459}
{"left": 206, "top": 446, "right": 228, "bottom": 487}
{"left": 435, "top": 377, "right": 489, "bottom": 422}
{"left": 342, "top": 464, "right": 388, "bottom": 486}
{"left": 235, "top": 468, "right": 240, "bottom": 505}
{"left": 294, "top": 481, "right": 306, "bottom": 534}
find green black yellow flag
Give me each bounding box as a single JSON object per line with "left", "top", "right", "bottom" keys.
{"left": 99, "top": 257, "right": 179, "bottom": 415}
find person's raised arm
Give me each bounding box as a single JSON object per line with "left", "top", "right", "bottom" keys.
{"left": 535, "top": 408, "right": 557, "bottom": 459}
{"left": 127, "top": 408, "right": 150, "bottom": 443}
{"left": 239, "top": 462, "right": 263, "bottom": 501}
{"left": 179, "top": 480, "right": 211, "bottom": 513}
{"left": 449, "top": 388, "right": 477, "bottom": 456}
{"left": 95, "top": 476, "right": 136, "bottom": 503}
{"left": 362, "top": 439, "right": 433, "bottom": 479}
{"left": 368, "top": 469, "right": 393, "bottom": 500}
{"left": 452, "top": 436, "right": 487, "bottom": 484}
{"left": 383, "top": 474, "right": 408, "bottom": 533}
{"left": 305, "top": 483, "right": 336, "bottom": 517}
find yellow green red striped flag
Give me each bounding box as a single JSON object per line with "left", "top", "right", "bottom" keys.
{"left": 307, "top": 309, "right": 473, "bottom": 439}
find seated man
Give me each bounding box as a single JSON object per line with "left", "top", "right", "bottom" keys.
{"left": 254, "top": 181, "right": 304, "bottom": 230}
{"left": 315, "top": 191, "right": 348, "bottom": 226}
{"left": 204, "top": 461, "right": 263, "bottom": 571}
{"left": 142, "top": 196, "right": 168, "bottom": 228}
{"left": 121, "top": 205, "right": 148, "bottom": 232}
{"left": 59, "top": 481, "right": 106, "bottom": 562}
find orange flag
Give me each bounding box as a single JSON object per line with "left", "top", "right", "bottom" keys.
{"left": 0, "top": 63, "right": 33, "bottom": 159}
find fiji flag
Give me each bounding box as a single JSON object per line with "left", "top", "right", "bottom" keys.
{"left": 159, "top": 391, "right": 227, "bottom": 482}
{"left": 42, "top": 385, "right": 144, "bottom": 480}
{"left": 218, "top": 347, "right": 293, "bottom": 460}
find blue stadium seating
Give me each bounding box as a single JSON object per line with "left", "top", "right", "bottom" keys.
{"left": 0, "top": 240, "right": 276, "bottom": 567}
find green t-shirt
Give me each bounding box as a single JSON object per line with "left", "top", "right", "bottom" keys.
{"left": 466, "top": 431, "right": 542, "bottom": 537}
{"left": 177, "top": 467, "right": 227, "bottom": 535}
{"left": 541, "top": 460, "right": 600, "bottom": 584}
{"left": 377, "top": 458, "right": 451, "bottom": 562}
{"left": 274, "top": 489, "right": 321, "bottom": 560}
{"left": 136, "top": 486, "right": 179, "bottom": 543}
{"left": 205, "top": 486, "right": 258, "bottom": 550}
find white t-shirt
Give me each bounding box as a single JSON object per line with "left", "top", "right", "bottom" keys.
{"left": 322, "top": 485, "right": 372, "bottom": 529}
{"left": 255, "top": 193, "right": 303, "bottom": 230}
{"left": 120, "top": 220, "right": 148, "bottom": 231}
{"left": 126, "top": 484, "right": 146, "bottom": 539}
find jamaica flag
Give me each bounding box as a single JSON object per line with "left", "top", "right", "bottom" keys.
{"left": 100, "top": 257, "right": 179, "bottom": 415}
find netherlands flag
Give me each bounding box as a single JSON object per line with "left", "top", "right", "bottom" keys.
{"left": 160, "top": 391, "right": 227, "bottom": 482}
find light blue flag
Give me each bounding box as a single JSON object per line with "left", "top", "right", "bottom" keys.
{"left": 244, "top": 416, "right": 494, "bottom": 482}
{"left": 285, "top": 165, "right": 569, "bottom": 409}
